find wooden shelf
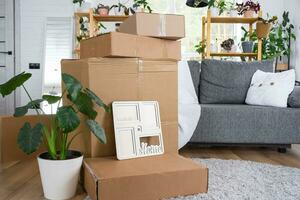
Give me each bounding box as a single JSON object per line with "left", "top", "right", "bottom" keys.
{"left": 74, "top": 12, "right": 89, "bottom": 18}
{"left": 210, "top": 17, "right": 259, "bottom": 24}
{"left": 210, "top": 52, "right": 257, "bottom": 57}
{"left": 93, "top": 15, "right": 129, "bottom": 22}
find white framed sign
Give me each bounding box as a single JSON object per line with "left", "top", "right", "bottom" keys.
{"left": 112, "top": 101, "right": 164, "bottom": 160}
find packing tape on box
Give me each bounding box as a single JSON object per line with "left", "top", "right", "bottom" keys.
{"left": 159, "top": 14, "right": 167, "bottom": 37}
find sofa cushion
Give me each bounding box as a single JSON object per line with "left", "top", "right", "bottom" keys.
{"left": 199, "top": 59, "right": 274, "bottom": 104}
{"left": 190, "top": 104, "right": 300, "bottom": 144}
{"left": 246, "top": 69, "right": 295, "bottom": 108}
{"left": 288, "top": 86, "right": 300, "bottom": 108}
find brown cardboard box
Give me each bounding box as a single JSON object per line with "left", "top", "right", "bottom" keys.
{"left": 0, "top": 115, "right": 51, "bottom": 166}
{"left": 80, "top": 32, "right": 181, "bottom": 60}
{"left": 61, "top": 58, "right": 178, "bottom": 158}
{"left": 119, "top": 13, "right": 185, "bottom": 40}
{"left": 84, "top": 154, "right": 208, "bottom": 200}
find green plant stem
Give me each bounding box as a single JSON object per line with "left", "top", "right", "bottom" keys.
{"left": 60, "top": 133, "right": 68, "bottom": 160}
{"left": 22, "top": 84, "right": 40, "bottom": 115}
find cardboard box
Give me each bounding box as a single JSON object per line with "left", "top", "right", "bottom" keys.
{"left": 0, "top": 115, "right": 51, "bottom": 166}
{"left": 84, "top": 154, "right": 208, "bottom": 200}
{"left": 61, "top": 58, "right": 178, "bottom": 158}
{"left": 80, "top": 32, "right": 181, "bottom": 60}
{"left": 119, "top": 13, "right": 185, "bottom": 40}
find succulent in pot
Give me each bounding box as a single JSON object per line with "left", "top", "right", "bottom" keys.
{"left": 0, "top": 72, "right": 110, "bottom": 200}
{"left": 96, "top": 3, "right": 110, "bottom": 16}
{"left": 256, "top": 15, "right": 278, "bottom": 39}
{"left": 236, "top": 1, "right": 260, "bottom": 17}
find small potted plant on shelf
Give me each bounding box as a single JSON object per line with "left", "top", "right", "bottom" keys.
{"left": 241, "top": 26, "right": 257, "bottom": 53}
{"left": 96, "top": 3, "right": 110, "bottom": 16}
{"left": 236, "top": 1, "right": 260, "bottom": 18}
{"left": 256, "top": 15, "right": 278, "bottom": 38}
{"left": 0, "top": 72, "right": 110, "bottom": 200}
{"left": 133, "top": 0, "right": 153, "bottom": 13}
{"left": 221, "top": 38, "right": 235, "bottom": 52}
{"left": 208, "top": 0, "right": 227, "bottom": 16}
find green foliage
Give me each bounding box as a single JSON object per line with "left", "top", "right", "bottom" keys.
{"left": 253, "top": 11, "right": 296, "bottom": 60}
{"left": 133, "top": 0, "right": 153, "bottom": 13}
{"left": 241, "top": 26, "right": 257, "bottom": 42}
{"left": 195, "top": 40, "right": 206, "bottom": 55}
{"left": 208, "top": 0, "right": 229, "bottom": 15}
{"left": 73, "top": 0, "right": 84, "bottom": 6}
{"left": 0, "top": 72, "right": 31, "bottom": 97}
{"left": 1, "top": 71, "right": 109, "bottom": 160}
{"left": 17, "top": 123, "right": 44, "bottom": 155}
{"left": 86, "top": 120, "right": 107, "bottom": 144}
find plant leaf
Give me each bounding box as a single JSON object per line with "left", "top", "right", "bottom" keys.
{"left": 27, "top": 99, "right": 44, "bottom": 109}
{"left": 42, "top": 95, "right": 61, "bottom": 104}
{"left": 17, "top": 122, "right": 44, "bottom": 154}
{"left": 74, "top": 92, "right": 97, "bottom": 119}
{"left": 62, "top": 73, "right": 82, "bottom": 101}
{"left": 0, "top": 72, "right": 31, "bottom": 97}
{"left": 84, "top": 88, "right": 110, "bottom": 113}
{"left": 86, "top": 120, "right": 107, "bottom": 144}
{"left": 56, "top": 106, "right": 80, "bottom": 133}
{"left": 14, "top": 106, "right": 29, "bottom": 117}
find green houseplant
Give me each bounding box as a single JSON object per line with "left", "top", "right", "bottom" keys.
{"left": 195, "top": 40, "right": 206, "bottom": 56}
{"left": 0, "top": 72, "right": 109, "bottom": 199}
{"left": 241, "top": 26, "right": 257, "bottom": 53}
{"left": 208, "top": 0, "right": 227, "bottom": 16}
{"left": 133, "top": 0, "right": 153, "bottom": 13}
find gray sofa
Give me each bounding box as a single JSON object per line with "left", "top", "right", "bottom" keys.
{"left": 188, "top": 60, "right": 300, "bottom": 152}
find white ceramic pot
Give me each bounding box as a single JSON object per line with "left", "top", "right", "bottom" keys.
{"left": 210, "top": 8, "right": 219, "bottom": 16}
{"left": 37, "top": 151, "right": 83, "bottom": 200}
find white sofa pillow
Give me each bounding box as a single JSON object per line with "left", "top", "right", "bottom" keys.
{"left": 245, "top": 69, "right": 295, "bottom": 108}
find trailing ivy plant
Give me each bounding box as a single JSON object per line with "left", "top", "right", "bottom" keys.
{"left": 133, "top": 0, "right": 153, "bottom": 13}
{"left": 0, "top": 72, "right": 110, "bottom": 160}
{"left": 253, "top": 11, "right": 296, "bottom": 60}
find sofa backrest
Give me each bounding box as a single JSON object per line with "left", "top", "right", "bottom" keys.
{"left": 199, "top": 59, "right": 274, "bottom": 104}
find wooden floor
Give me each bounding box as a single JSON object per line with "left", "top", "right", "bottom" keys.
{"left": 1, "top": 145, "right": 300, "bottom": 199}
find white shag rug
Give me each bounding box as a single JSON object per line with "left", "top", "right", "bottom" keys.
{"left": 168, "top": 158, "right": 300, "bottom": 200}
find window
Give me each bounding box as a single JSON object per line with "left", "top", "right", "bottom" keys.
{"left": 42, "top": 17, "right": 73, "bottom": 114}
{"left": 148, "top": 0, "right": 240, "bottom": 60}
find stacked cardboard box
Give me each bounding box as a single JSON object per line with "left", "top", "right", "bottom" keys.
{"left": 61, "top": 12, "right": 208, "bottom": 200}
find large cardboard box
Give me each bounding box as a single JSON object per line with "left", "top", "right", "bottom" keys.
{"left": 61, "top": 58, "right": 178, "bottom": 158}
{"left": 119, "top": 13, "right": 185, "bottom": 40}
{"left": 84, "top": 154, "right": 208, "bottom": 200}
{"left": 0, "top": 115, "right": 51, "bottom": 166}
{"left": 80, "top": 32, "right": 181, "bottom": 60}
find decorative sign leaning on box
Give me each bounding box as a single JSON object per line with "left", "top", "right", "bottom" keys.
{"left": 112, "top": 101, "right": 164, "bottom": 160}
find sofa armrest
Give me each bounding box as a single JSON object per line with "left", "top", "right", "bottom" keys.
{"left": 288, "top": 86, "right": 300, "bottom": 108}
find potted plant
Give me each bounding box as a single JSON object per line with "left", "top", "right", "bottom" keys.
{"left": 208, "top": 0, "right": 227, "bottom": 16}
{"left": 241, "top": 26, "right": 256, "bottom": 53}
{"left": 0, "top": 72, "right": 110, "bottom": 200}
{"left": 256, "top": 15, "right": 278, "bottom": 38}
{"left": 96, "top": 3, "right": 110, "bottom": 16}
{"left": 133, "top": 0, "right": 153, "bottom": 13}
{"left": 73, "top": 0, "right": 91, "bottom": 12}
{"left": 236, "top": 1, "right": 260, "bottom": 17}
{"left": 225, "top": 1, "right": 237, "bottom": 17}
{"left": 221, "top": 38, "right": 235, "bottom": 52}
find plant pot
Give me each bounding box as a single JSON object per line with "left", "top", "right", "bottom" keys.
{"left": 244, "top": 10, "right": 254, "bottom": 18}
{"left": 38, "top": 150, "right": 83, "bottom": 200}
{"left": 256, "top": 22, "right": 272, "bottom": 39}
{"left": 242, "top": 41, "right": 254, "bottom": 53}
{"left": 210, "top": 8, "right": 219, "bottom": 16}
{"left": 97, "top": 6, "right": 110, "bottom": 16}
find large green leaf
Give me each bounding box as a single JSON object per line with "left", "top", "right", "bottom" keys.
{"left": 0, "top": 72, "right": 32, "bottom": 97}
{"left": 84, "top": 88, "right": 110, "bottom": 113}
{"left": 14, "top": 99, "right": 44, "bottom": 117}
{"left": 42, "top": 95, "right": 61, "bottom": 104}
{"left": 17, "top": 122, "right": 44, "bottom": 154}
{"left": 56, "top": 106, "right": 80, "bottom": 133}
{"left": 62, "top": 73, "right": 82, "bottom": 101}
{"left": 74, "top": 92, "right": 97, "bottom": 119}
{"left": 86, "top": 120, "right": 106, "bottom": 144}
